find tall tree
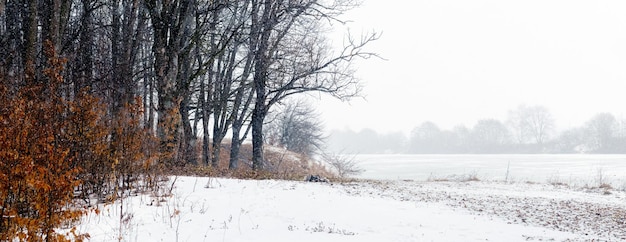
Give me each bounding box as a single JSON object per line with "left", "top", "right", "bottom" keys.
{"left": 111, "top": 0, "right": 146, "bottom": 110}
{"left": 248, "top": 0, "right": 377, "bottom": 170}
{"left": 205, "top": 0, "right": 248, "bottom": 167}
{"left": 1, "top": 0, "right": 26, "bottom": 88}
{"left": 145, "top": 0, "right": 193, "bottom": 165}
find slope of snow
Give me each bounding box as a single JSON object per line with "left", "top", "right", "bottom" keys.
{"left": 76, "top": 177, "right": 624, "bottom": 241}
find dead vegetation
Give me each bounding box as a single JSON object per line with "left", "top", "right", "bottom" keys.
{"left": 167, "top": 142, "right": 336, "bottom": 181}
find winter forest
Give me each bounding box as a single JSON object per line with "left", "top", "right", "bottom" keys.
{"left": 0, "top": 0, "right": 375, "bottom": 240}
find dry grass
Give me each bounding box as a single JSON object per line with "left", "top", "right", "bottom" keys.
{"left": 168, "top": 142, "right": 335, "bottom": 181}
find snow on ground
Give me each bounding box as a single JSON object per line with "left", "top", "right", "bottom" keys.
{"left": 76, "top": 177, "right": 625, "bottom": 242}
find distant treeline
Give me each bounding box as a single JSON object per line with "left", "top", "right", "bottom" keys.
{"left": 327, "top": 107, "right": 626, "bottom": 154}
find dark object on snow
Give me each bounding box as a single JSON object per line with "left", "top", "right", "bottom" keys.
{"left": 305, "top": 175, "right": 329, "bottom": 183}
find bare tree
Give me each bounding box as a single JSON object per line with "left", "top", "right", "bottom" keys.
{"left": 248, "top": 0, "right": 378, "bottom": 170}
{"left": 584, "top": 113, "right": 618, "bottom": 152}
{"left": 526, "top": 106, "right": 554, "bottom": 145}
{"left": 507, "top": 105, "right": 554, "bottom": 146}
{"left": 507, "top": 106, "right": 530, "bottom": 145}
{"left": 265, "top": 99, "right": 324, "bottom": 157}
{"left": 205, "top": 0, "right": 251, "bottom": 167}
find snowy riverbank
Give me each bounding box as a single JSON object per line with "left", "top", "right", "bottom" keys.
{"left": 76, "top": 177, "right": 626, "bottom": 241}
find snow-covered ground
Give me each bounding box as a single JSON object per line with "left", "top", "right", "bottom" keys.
{"left": 355, "top": 154, "right": 626, "bottom": 188}
{"left": 77, "top": 177, "right": 626, "bottom": 241}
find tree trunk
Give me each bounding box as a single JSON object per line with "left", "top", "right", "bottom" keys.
{"left": 229, "top": 124, "right": 242, "bottom": 169}
{"left": 74, "top": 0, "right": 94, "bottom": 95}
{"left": 23, "top": 0, "right": 37, "bottom": 82}
{"left": 249, "top": 0, "right": 273, "bottom": 170}
{"left": 201, "top": 77, "right": 210, "bottom": 166}
{"left": 196, "top": 38, "right": 211, "bottom": 166}
{"left": 147, "top": 0, "right": 192, "bottom": 166}
{"left": 251, "top": 88, "right": 266, "bottom": 170}
{"left": 42, "top": 0, "right": 61, "bottom": 48}
{"left": 211, "top": 135, "right": 222, "bottom": 167}
{"left": 180, "top": 94, "right": 197, "bottom": 165}
{"left": 153, "top": 24, "right": 181, "bottom": 165}
{"left": 178, "top": 45, "right": 197, "bottom": 165}
{"left": 3, "top": 0, "right": 23, "bottom": 89}
{"left": 229, "top": 114, "right": 252, "bottom": 169}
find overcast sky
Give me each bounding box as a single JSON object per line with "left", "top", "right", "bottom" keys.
{"left": 317, "top": 0, "right": 626, "bottom": 135}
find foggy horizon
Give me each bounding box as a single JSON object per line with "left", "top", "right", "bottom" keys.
{"left": 323, "top": 104, "right": 623, "bottom": 136}
{"left": 324, "top": 104, "right": 626, "bottom": 154}
{"left": 317, "top": 0, "right": 626, "bottom": 137}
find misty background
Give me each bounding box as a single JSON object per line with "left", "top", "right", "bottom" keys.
{"left": 262, "top": 0, "right": 626, "bottom": 156}
{"left": 325, "top": 105, "right": 626, "bottom": 154}
{"left": 314, "top": 0, "right": 626, "bottom": 152}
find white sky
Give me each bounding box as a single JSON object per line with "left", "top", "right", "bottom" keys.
{"left": 318, "top": 0, "right": 626, "bottom": 135}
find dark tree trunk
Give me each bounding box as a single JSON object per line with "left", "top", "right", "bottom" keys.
{"left": 229, "top": 126, "right": 242, "bottom": 169}
{"left": 180, "top": 94, "right": 197, "bottom": 165}
{"left": 73, "top": 0, "right": 94, "bottom": 95}
{"left": 229, "top": 110, "right": 252, "bottom": 169}
{"left": 23, "top": 0, "right": 37, "bottom": 83}
{"left": 42, "top": 0, "right": 61, "bottom": 47}
{"left": 153, "top": 23, "right": 182, "bottom": 165}
{"left": 3, "top": 0, "right": 24, "bottom": 89}
{"left": 251, "top": 82, "right": 266, "bottom": 170}
{"left": 249, "top": 0, "right": 273, "bottom": 170}
{"left": 200, "top": 76, "right": 211, "bottom": 166}
{"left": 211, "top": 133, "right": 222, "bottom": 167}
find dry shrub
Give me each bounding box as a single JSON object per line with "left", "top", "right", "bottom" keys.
{"left": 320, "top": 152, "right": 363, "bottom": 180}
{"left": 68, "top": 92, "right": 160, "bottom": 205}
{"left": 169, "top": 142, "right": 335, "bottom": 181}
{"left": 0, "top": 42, "right": 89, "bottom": 241}
{"left": 107, "top": 98, "right": 161, "bottom": 199}
{"left": 0, "top": 42, "right": 160, "bottom": 241}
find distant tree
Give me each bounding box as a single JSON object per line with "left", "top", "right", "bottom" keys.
{"left": 507, "top": 105, "right": 554, "bottom": 145}
{"left": 614, "top": 119, "right": 626, "bottom": 153}
{"left": 584, "top": 113, "right": 618, "bottom": 152}
{"left": 451, "top": 125, "right": 471, "bottom": 153}
{"left": 553, "top": 127, "right": 586, "bottom": 153}
{"left": 409, "top": 121, "right": 443, "bottom": 153}
{"left": 471, "top": 119, "right": 511, "bottom": 153}
{"left": 380, "top": 131, "right": 408, "bottom": 153}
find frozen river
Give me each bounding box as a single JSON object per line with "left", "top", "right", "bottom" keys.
{"left": 354, "top": 154, "right": 626, "bottom": 188}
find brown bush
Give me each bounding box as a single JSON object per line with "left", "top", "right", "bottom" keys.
{"left": 0, "top": 42, "right": 89, "bottom": 241}
{"left": 0, "top": 42, "right": 159, "bottom": 241}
